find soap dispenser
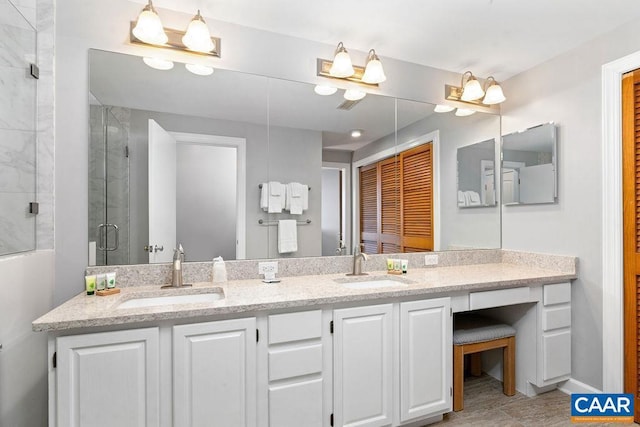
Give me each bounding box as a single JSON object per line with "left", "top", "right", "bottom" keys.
{"left": 212, "top": 256, "right": 227, "bottom": 283}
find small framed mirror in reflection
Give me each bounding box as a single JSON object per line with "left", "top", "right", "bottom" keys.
{"left": 501, "top": 123, "right": 557, "bottom": 205}
{"left": 456, "top": 138, "right": 497, "bottom": 208}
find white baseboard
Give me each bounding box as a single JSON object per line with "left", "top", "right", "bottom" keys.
{"left": 557, "top": 378, "right": 602, "bottom": 395}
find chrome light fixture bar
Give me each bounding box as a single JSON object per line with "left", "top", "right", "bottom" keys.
{"left": 130, "top": 21, "right": 221, "bottom": 57}
{"left": 445, "top": 71, "right": 506, "bottom": 106}
{"left": 317, "top": 42, "right": 385, "bottom": 87}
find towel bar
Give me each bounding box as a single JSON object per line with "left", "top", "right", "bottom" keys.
{"left": 258, "top": 219, "right": 311, "bottom": 225}
{"left": 259, "top": 184, "right": 311, "bottom": 190}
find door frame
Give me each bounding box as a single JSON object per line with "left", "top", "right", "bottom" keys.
{"left": 170, "top": 132, "right": 247, "bottom": 260}
{"left": 322, "top": 161, "right": 352, "bottom": 255}
{"left": 602, "top": 49, "right": 640, "bottom": 392}
{"left": 351, "top": 130, "right": 441, "bottom": 251}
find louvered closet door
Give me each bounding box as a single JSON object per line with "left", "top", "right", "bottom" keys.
{"left": 623, "top": 70, "right": 640, "bottom": 423}
{"left": 379, "top": 157, "right": 400, "bottom": 253}
{"left": 400, "top": 144, "right": 433, "bottom": 252}
{"left": 360, "top": 164, "right": 379, "bottom": 254}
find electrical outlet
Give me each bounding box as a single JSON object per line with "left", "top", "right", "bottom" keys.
{"left": 258, "top": 261, "right": 278, "bottom": 275}
{"left": 424, "top": 254, "right": 439, "bottom": 266}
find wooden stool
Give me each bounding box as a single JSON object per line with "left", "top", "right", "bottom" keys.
{"left": 453, "top": 314, "right": 516, "bottom": 412}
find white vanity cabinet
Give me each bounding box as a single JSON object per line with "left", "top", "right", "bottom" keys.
{"left": 333, "top": 304, "right": 394, "bottom": 427}
{"left": 399, "top": 298, "right": 452, "bottom": 423}
{"left": 536, "top": 282, "right": 571, "bottom": 387}
{"left": 258, "top": 310, "right": 331, "bottom": 427}
{"left": 55, "top": 328, "right": 161, "bottom": 427}
{"left": 333, "top": 298, "right": 452, "bottom": 427}
{"left": 173, "top": 318, "right": 257, "bottom": 427}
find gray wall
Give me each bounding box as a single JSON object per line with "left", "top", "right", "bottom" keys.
{"left": 457, "top": 140, "right": 495, "bottom": 195}
{"left": 176, "top": 144, "right": 237, "bottom": 262}
{"left": 501, "top": 17, "right": 640, "bottom": 390}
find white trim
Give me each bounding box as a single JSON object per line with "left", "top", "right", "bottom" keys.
{"left": 351, "top": 130, "right": 441, "bottom": 251}
{"left": 322, "top": 161, "right": 352, "bottom": 255}
{"left": 557, "top": 378, "right": 602, "bottom": 395}
{"left": 602, "top": 50, "right": 640, "bottom": 393}
{"left": 170, "top": 132, "right": 247, "bottom": 260}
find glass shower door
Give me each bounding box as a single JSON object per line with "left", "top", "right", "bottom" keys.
{"left": 88, "top": 105, "right": 130, "bottom": 265}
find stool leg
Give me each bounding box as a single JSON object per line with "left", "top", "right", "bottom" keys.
{"left": 453, "top": 345, "right": 464, "bottom": 411}
{"left": 470, "top": 353, "right": 482, "bottom": 377}
{"left": 503, "top": 336, "right": 516, "bottom": 396}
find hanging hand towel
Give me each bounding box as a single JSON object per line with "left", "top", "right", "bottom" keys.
{"left": 289, "top": 182, "right": 306, "bottom": 215}
{"left": 260, "top": 183, "right": 269, "bottom": 211}
{"left": 268, "top": 181, "right": 284, "bottom": 213}
{"left": 278, "top": 220, "right": 298, "bottom": 254}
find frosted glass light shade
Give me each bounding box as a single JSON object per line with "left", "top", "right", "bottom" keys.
{"left": 314, "top": 85, "right": 338, "bottom": 96}
{"left": 362, "top": 50, "right": 386, "bottom": 84}
{"left": 329, "top": 43, "right": 355, "bottom": 78}
{"left": 344, "top": 89, "right": 366, "bottom": 101}
{"left": 461, "top": 77, "right": 484, "bottom": 101}
{"left": 483, "top": 83, "right": 506, "bottom": 105}
{"left": 182, "top": 10, "right": 215, "bottom": 53}
{"left": 185, "top": 63, "right": 214, "bottom": 76}
{"left": 143, "top": 57, "right": 174, "bottom": 70}
{"left": 434, "top": 104, "right": 455, "bottom": 113}
{"left": 132, "top": 2, "right": 168, "bottom": 45}
{"left": 455, "top": 108, "right": 476, "bottom": 117}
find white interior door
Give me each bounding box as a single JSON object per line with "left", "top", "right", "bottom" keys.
{"left": 148, "top": 119, "right": 176, "bottom": 263}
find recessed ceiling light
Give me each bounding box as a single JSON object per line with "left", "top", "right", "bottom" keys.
{"left": 351, "top": 129, "right": 363, "bottom": 138}
{"left": 185, "top": 63, "right": 214, "bottom": 76}
{"left": 142, "top": 57, "right": 174, "bottom": 70}
{"left": 314, "top": 85, "right": 338, "bottom": 96}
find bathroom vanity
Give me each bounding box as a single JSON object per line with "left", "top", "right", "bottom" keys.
{"left": 34, "top": 251, "right": 576, "bottom": 427}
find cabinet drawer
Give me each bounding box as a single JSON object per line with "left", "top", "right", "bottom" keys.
{"left": 268, "top": 310, "right": 322, "bottom": 344}
{"left": 542, "top": 330, "right": 571, "bottom": 381}
{"left": 269, "top": 344, "right": 323, "bottom": 381}
{"left": 469, "top": 287, "right": 530, "bottom": 310}
{"left": 542, "top": 306, "right": 571, "bottom": 331}
{"left": 543, "top": 283, "right": 571, "bottom": 306}
{"left": 269, "top": 379, "right": 323, "bottom": 427}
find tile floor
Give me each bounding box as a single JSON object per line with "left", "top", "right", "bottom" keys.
{"left": 431, "top": 375, "right": 624, "bottom": 426}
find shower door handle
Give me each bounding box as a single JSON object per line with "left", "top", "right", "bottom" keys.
{"left": 98, "top": 223, "right": 119, "bottom": 251}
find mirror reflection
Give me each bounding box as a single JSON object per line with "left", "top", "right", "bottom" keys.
{"left": 502, "top": 123, "right": 557, "bottom": 205}
{"left": 457, "top": 139, "right": 497, "bottom": 208}
{"left": 88, "top": 49, "right": 502, "bottom": 265}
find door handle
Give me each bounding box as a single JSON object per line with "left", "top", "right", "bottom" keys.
{"left": 98, "top": 223, "right": 119, "bottom": 251}
{"left": 144, "top": 244, "right": 164, "bottom": 253}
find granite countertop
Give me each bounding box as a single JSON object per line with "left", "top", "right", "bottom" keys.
{"left": 33, "top": 262, "right": 576, "bottom": 332}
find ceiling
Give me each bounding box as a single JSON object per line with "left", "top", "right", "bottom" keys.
{"left": 133, "top": 0, "right": 640, "bottom": 81}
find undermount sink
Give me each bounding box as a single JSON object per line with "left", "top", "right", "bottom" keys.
{"left": 116, "top": 289, "right": 225, "bottom": 309}
{"left": 335, "top": 275, "right": 412, "bottom": 290}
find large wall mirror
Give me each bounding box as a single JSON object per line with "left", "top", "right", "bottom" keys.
{"left": 88, "top": 49, "right": 501, "bottom": 265}
{"left": 502, "top": 123, "right": 557, "bottom": 205}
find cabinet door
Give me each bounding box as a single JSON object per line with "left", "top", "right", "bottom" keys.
{"left": 56, "top": 328, "right": 160, "bottom": 427}
{"left": 173, "top": 318, "right": 257, "bottom": 427}
{"left": 334, "top": 304, "right": 393, "bottom": 427}
{"left": 399, "top": 298, "right": 451, "bottom": 422}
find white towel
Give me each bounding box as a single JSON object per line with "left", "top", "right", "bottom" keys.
{"left": 466, "top": 191, "right": 481, "bottom": 206}
{"left": 457, "top": 190, "right": 467, "bottom": 207}
{"left": 287, "top": 182, "right": 308, "bottom": 215}
{"left": 278, "top": 220, "right": 298, "bottom": 254}
{"left": 261, "top": 181, "right": 284, "bottom": 213}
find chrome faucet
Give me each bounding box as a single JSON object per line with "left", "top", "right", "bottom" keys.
{"left": 350, "top": 244, "right": 369, "bottom": 276}
{"left": 162, "top": 244, "right": 192, "bottom": 288}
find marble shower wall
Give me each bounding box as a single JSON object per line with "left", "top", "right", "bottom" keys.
{"left": 36, "top": 0, "right": 54, "bottom": 250}
{"left": 0, "top": 0, "right": 37, "bottom": 254}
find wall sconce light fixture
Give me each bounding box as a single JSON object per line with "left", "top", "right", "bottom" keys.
{"left": 317, "top": 42, "right": 386, "bottom": 88}
{"left": 130, "top": 1, "right": 221, "bottom": 58}
{"left": 445, "top": 71, "right": 506, "bottom": 106}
